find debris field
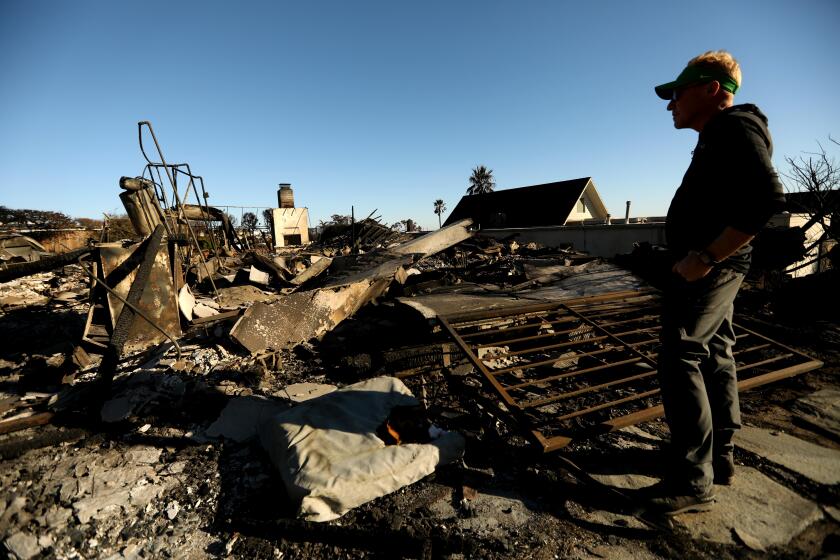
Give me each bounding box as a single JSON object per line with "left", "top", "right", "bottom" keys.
{"left": 1, "top": 124, "right": 839, "bottom": 560}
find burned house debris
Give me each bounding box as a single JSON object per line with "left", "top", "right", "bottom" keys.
{"left": 1, "top": 123, "right": 839, "bottom": 559}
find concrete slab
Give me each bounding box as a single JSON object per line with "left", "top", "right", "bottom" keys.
{"left": 397, "top": 292, "right": 528, "bottom": 320}
{"left": 794, "top": 389, "right": 840, "bottom": 440}
{"left": 230, "top": 279, "right": 389, "bottom": 353}
{"left": 390, "top": 218, "right": 473, "bottom": 257}
{"left": 517, "top": 263, "right": 649, "bottom": 302}
{"left": 734, "top": 425, "right": 840, "bottom": 485}
{"left": 290, "top": 256, "right": 333, "bottom": 286}
{"left": 674, "top": 466, "right": 822, "bottom": 547}
{"left": 3, "top": 531, "right": 41, "bottom": 560}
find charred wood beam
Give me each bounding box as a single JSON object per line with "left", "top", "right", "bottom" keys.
{"left": 0, "top": 427, "right": 87, "bottom": 461}
{"left": 0, "top": 412, "right": 54, "bottom": 435}
{"left": 0, "top": 248, "right": 89, "bottom": 283}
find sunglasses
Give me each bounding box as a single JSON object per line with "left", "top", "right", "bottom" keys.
{"left": 671, "top": 81, "right": 710, "bottom": 101}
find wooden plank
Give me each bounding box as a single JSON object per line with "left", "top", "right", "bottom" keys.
{"left": 0, "top": 412, "right": 54, "bottom": 435}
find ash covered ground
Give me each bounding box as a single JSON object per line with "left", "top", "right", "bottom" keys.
{"left": 1, "top": 246, "right": 839, "bottom": 560}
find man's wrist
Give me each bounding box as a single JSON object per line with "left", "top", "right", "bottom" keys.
{"left": 694, "top": 249, "right": 721, "bottom": 266}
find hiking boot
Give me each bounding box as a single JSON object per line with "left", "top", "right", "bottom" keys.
{"left": 713, "top": 456, "right": 735, "bottom": 486}
{"left": 644, "top": 481, "right": 715, "bottom": 516}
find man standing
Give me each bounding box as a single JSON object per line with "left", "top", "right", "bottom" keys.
{"left": 649, "top": 51, "right": 785, "bottom": 514}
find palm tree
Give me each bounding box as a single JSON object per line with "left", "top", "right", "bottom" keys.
{"left": 433, "top": 199, "right": 447, "bottom": 228}
{"left": 467, "top": 165, "right": 495, "bottom": 195}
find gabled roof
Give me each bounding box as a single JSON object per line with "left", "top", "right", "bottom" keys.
{"left": 443, "top": 177, "right": 607, "bottom": 228}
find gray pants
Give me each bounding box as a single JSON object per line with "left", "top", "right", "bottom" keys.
{"left": 657, "top": 267, "right": 745, "bottom": 494}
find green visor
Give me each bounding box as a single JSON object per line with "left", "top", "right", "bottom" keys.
{"left": 655, "top": 64, "right": 739, "bottom": 100}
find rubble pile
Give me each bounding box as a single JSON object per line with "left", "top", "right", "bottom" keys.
{"left": 1, "top": 128, "right": 838, "bottom": 558}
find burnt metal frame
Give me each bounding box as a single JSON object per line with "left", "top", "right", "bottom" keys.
{"left": 439, "top": 290, "right": 824, "bottom": 453}
{"left": 77, "top": 252, "right": 182, "bottom": 359}
{"left": 137, "top": 121, "right": 221, "bottom": 300}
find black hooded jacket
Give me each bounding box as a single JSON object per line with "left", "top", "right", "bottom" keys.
{"left": 665, "top": 104, "right": 786, "bottom": 273}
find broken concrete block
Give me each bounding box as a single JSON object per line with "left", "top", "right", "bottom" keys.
{"left": 44, "top": 506, "right": 72, "bottom": 529}
{"left": 36, "top": 534, "right": 54, "bottom": 550}
{"left": 734, "top": 426, "right": 840, "bottom": 485}
{"left": 125, "top": 446, "right": 162, "bottom": 465}
{"left": 128, "top": 481, "right": 165, "bottom": 508}
{"left": 230, "top": 279, "right": 389, "bottom": 354}
{"left": 4, "top": 531, "right": 41, "bottom": 560}
{"left": 73, "top": 489, "right": 131, "bottom": 524}
{"left": 117, "top": 543, "right": 143, "bottom": 560}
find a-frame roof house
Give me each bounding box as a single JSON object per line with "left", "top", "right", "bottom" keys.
{"left": 443, "top": 177, "right": 609, "bottom": 229}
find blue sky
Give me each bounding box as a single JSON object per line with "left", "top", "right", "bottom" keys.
{"left": 1, "top": 0, "right": 838, "bottom": 229}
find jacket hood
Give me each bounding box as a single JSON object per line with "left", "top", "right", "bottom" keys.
{"left": 724, "top": 103, "right": 769, "bottom": 126}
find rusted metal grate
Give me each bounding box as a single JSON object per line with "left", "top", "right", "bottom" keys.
{"left": 439, "top": 290, "right": 824, "bottom": 452}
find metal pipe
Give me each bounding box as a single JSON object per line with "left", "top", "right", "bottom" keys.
{"left": 737, "top": 353, "right": 794, "bottom": 371}
{"left": 137, "top": 122, "right": 219, "bottom": 300}
{"left": 595, "top": 314, "right": 660, "bottom": 328}
{"left": 460, "top": 314, "right": 579, "bottom": 340}
{"left": 554, "top": 389, "right": 661, "bottom": 423}
{"left": 519, "top": 369, "right": 655, "bottom": 409}
{"left": 733, "top": 343, "right": 772, "bottom": 356}
{"left": 475, "top": 323, "right": 593, "bottom": 349}
{"left": 503, "top": 355, "right": 643, "bottom": 389}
